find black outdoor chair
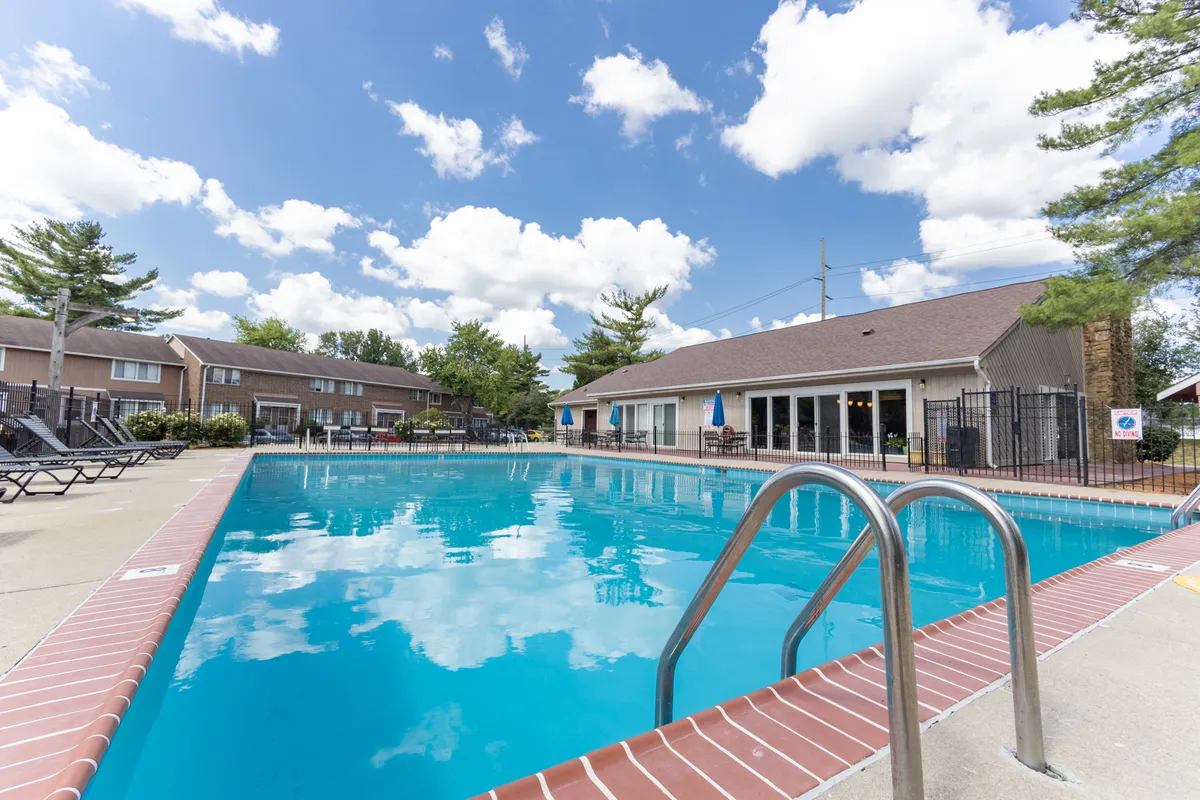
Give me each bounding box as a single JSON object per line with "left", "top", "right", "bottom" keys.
{"left": 75, "top": 418, "right": 179, "bottom": 461}
{"left": 101, "top": 417, "right": 187, "bottom": 458}
{"left": 0, "top": 444, "right": 132, "bottom": 482}
{"left": 0, "top": 446, "right": 92, "bottom": 503}
{"left": 11, "top": 416, "right": 156, "bottom": 466}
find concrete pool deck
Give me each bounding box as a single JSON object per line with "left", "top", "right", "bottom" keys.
{"left": 0, "top": 446, "right": 1196, "bottom": 800}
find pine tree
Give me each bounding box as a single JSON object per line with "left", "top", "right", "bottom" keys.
{"left": 1024, "top": 1, "right": 1200, "bottom": 326}
{"left": 0, "top": 219, "right": 181, "bottom": 330}
{"left": 561, "top": 286, "right": 667, "bottom": 388}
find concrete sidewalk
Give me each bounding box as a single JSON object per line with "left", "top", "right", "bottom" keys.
{"left": 0, "top": 448, "right": 241, "bottom": 674}
{"left": 821, "top": 573, "right": 1200, "bottom": 800}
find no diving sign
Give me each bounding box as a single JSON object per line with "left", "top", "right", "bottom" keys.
{"left": 1110, "top": 408, "right": 1143, "bottom": 440}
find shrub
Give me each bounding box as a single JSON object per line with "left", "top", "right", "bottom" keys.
{"left": 203, "top": 412, "right": 250, "bottom": 447}
{"left": 164, "top": 410, "right": 201, "bottom": 443}
{"left": 1137, "top": 425, "right": 1181, "bottom": 463}
{"left": 393, "top": 419, "right": 415, "bottom": 438}
{"left": 123, "top": 410, "right": 167, "bottom": 441}
{"left": 412, "top": 408, "right": 451, "bottom": 429}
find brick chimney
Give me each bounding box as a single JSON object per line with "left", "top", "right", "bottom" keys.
{"left": 1083, "top": 317, "right": 1134, "bottom": 407}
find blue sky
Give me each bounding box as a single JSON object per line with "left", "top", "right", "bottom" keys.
{"left": 1, "top": 0, "right": 1117, "bottom": 388}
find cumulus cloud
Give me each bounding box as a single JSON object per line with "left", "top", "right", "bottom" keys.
{"left": 860, "top": 259, "right": 959, "bottom": 305}
{"left": 250, "top": 272, "right": 411, "bottom": 337}
{"left": 644, "top": 308, "right": 732, "bottom": 350}
{"left": 152, "top": 284, "right": 230, "bottom": 332}
{"left": 721, "top": 0, "right": 1127, "bottom": 300}
{"left": 433, "top": 44, "right": 454, "bottom": 62}
{"left": 485, "top": 308, "right": 568, "bottom": 348}
{"left": 571, "top": 46, "right": 708, "bottom": 140}
{"left": 190, "top": 269, "right": 251, "bottom": 297}
{"left": 20, "top": 42, "right": 105, "bottom": 100}
{"left": 200, "top": 179, "right": 360, "bottom": 256}
{"left": 387, "top": 101, "right": 537, "bottom": 179}
{"left": 115, "top": 0, "right": 280, "bottom": 57}
{"left": 484, "top": 17, "right": 528, "bottom": 79}
{"left": 749, "top": 310, "right": 827, "bottom": 330}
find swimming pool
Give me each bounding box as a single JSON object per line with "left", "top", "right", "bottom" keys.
{"left": 85, "top": 454, "right": 1168, "bottom": 799}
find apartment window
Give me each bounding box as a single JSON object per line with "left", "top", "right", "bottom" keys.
{"left": 116, "top": 399, "right": 166, "bottom": 419}
{"left": 448, "top": 415, "right": 464, "bottom": 428}
{"left": 207, "top": 367, "right": 240, "bottom": 385}
{"left": 309, "top": 408, "right": 334, "bottom": 425}
{"left": 340, "top": 410, "right": 364, "bottom": 426}
{"left": 409, "top": 389, "right": 426, "bottom": 401}
{"left": 204, "top": 402, "right": 239, "bottom": 417}
{"left": 0, "top": 347, "right": 5, "bottom": 371}
{"left": 310, "top": 378, "right": 335, "bottom": 393}
{"left": 472, "top": 417, "right": 488, "bottom": 429}
{"left": 341, "top": 381, "right": 364, "bottom": 396}
{"left": 112, "top": 360, "right": 160, "bottom": 382}
{"left": 429, "top": 392, "right": 442, "bottom": 405}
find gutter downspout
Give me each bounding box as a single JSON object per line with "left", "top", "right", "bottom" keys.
{"left": 177, "top": 365, "right": 185, "bottom": 407}
{"left": 973, "top": 357, "right": 997, "bottom": 468}
{"left": 199, "top": 363, "right": 208, "bottom": 416}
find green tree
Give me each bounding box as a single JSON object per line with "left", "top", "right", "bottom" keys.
{"left": 420, "top": 321, "right": 509, "bottom": 413}
{"left": 1023, "top": 1, "right": 1200, "bottom": 326}
{"left": 561, "top": 286, "right": 667, "bottom": 388}
{"left": 0, "top": 219, "right": 181, "bottom": 330}
{"left": 314, "top": 328, "right": 418, "bottom": 369}
{"left": 232, "top": 315, "right": 307, "bottom": 352}
{"left": 1134, "top": 310, "right": 1200, "bottom": 404}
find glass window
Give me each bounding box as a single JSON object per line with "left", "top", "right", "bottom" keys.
{"left": 429, "top": 392, "right": 442, "bottom": 405}
{"left": 879, "top": 389, "right": 908, "bottom": 452}
{"left": 112, "top": 360, "right": 160, "bottom": 382}
{"left": 847, "top": 391, "right": 874, "bottom": 453}
{"left": 340, "top": 410, "right": 363, "bottom": 426}
{"left": 341, "top": 381, "right": 363, "bottom": 396}
{"left": 114, "top": 399, "right": 166, "bottom": 419}
{"left": 0, "top": 347, "right": 6, "bottom": 370}
{"left": 771, "top": 395, "right": 790, "bottom": 450}
{"left": 796, "top": 396, "right": 816, "bottom": 451}
{"left": 449, "top": 415, "right": 464, "bottom": 428}
{"left": 310, "top": 378, "right": 335, "bottom": 393}
{"left": 750, "top": 396, "right": 768, "bottom": 448}
{"left": 653, "top": 403, "right": 677, "bottom": 447}
{"left": 817, "top": 394, "right": 842, "bottom": 453}
{"left": 204, "top": 402, "right": 239, "bottom": 417}
{"left": 472, "top": 417, "right": 487, "bottom": 428}
{"left": 409, "top": 389, "right": 425, "bottom": 401}
{"left": 207, "top": 367, "right": 240, "bottom": 385}
{"left": 310, "top": 408, "right": 334, "bottom": 425}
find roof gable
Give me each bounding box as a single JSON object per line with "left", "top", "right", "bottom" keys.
{"left": 0, "top": 315, "right": 183, "bottom": 364}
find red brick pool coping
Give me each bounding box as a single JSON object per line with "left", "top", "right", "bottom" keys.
{"left": 0, "top": 450, "right": 1194, "bottom": 800}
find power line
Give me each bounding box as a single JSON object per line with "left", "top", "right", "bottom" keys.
{"left": 826, "top": 231, "right": 1055, "bottom": 271}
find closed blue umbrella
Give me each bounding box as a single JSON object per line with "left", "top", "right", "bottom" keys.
{"left": 711, "top": 390, "right": 726, "bottom": 428}
{"left": 609, "top": 403, "right": 621, "bottom": 427}
{"left": 560, "top": 403, "right": 574, "bottom": 426}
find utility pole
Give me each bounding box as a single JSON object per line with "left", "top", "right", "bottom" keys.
{"left": 48, "top": 288, "right": 141, "bottom": 391}
{"left": 820, "top": 238, "right": 827, "bottom": 321}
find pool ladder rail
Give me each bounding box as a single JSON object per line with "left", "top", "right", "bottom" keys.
{"left": 654, "top": 463, "right": 1046, "bottom": 800}
{"left": 1171, "top": 483, "right": 1200, "bottom": 529}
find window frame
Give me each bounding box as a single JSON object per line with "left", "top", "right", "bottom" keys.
{"left": 309, "top": 378, "right": 336, "bottom": 393}
{"left": 429, "top": 392, "right": 442, "bottom": 405}
{"left": 0, "top": 346, "right": 5, "bottom": 371}
{"left": 207, "top": 367, "right": 241, "bottom": 385}
{"left": 340, "top": 381, "right": 364, "bottom": 396}
{"left": 111, "top": 359, "right": 161, "bottom": 383}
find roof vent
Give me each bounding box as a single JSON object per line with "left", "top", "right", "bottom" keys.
{"left": 862, "top": 328, "right": 875, "bottom": 336}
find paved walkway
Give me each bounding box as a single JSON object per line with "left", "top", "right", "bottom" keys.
{"left": 0, "top": 448, "right": 239, "bottom": 674}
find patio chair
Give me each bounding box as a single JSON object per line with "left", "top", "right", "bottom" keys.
{"left": 10, "top": 416, "right": 156, "bottom": 466}
{"left": 0, "top": 444, "right": 133, "bottom": 482}
{"left": 721, "top": 429, "right": 748, "bottom": 453}
{"left": 703, "top": 430, "right": 723, "bottom": 453}
{"left": 75, "top": 419, "right": 176, "bottom": 461}
{"left": 100, "top": 417, "right": 187, "bottom": 458}
{"left": 0, "top": 448, "right": 91, "bottom": 503}
{"left": 625, "top": 430, "right": 648, "bottom": 448}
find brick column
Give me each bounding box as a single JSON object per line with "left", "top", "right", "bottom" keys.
{"left": 1084, "top": 316, "right": 1135, "bottom": 463}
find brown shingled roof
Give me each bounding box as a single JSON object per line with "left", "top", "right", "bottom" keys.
{"left": 171, "top": 334, "right": 441, "bottom": 390}
{"left": 553, "top": 280, "right": 1046, "bottom": 404}
{"left": 0, "top": 315, "right": 184, "bottom": 364}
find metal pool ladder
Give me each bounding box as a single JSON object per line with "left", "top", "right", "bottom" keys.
{"left": 654, "top": 465, "right": 1047, "bottom": 800}
{"left": 654, "top": 463, "right": 926, "bottom": 800}
{"left": 1171, "top": 483, "right": 1200, "bottom": 529}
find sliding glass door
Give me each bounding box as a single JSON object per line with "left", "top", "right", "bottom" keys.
{"left": 653, "top": 403, "right": 677, "bottom": 446}
{"left": 817, "top": 395, "right": 842, "bottom": 454}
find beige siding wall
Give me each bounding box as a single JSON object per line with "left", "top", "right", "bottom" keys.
{"left": 980, "top": 321, "right": 1084, "bottom": 393}
{"left": 0, "top": 346, "right": 185, "bottom": 401}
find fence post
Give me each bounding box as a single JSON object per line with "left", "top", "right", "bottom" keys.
{"left": 65, "top": 386, "right": 76, "bottom": 446}
{"left": 29, "top": 380, "right": 37, "bottom": 416}
{"left": 922, "top": 398, "right": 930, "bottom": 473}
{"left": 753, "top": 426, "right": 759, "bottom": 461}
{"left": 1079, "top": 395, "right": 1090, "bottom": 487}
{"left": 698, "top": 427, "right": 703, "bottom": 460}
{"left": 367, "top": 424, "right": 373, "bottom": 452}
{"left": 1015, "top": 388, "right": 1023, "bottom": 481}
{"left": 186, "top": 399, "right": 193, "bottom": 443}
{"left": 305, "top": 427, "right": 311, "bottom": 453}
{"left": 824, "top": 426, "right": 831, "bottom": 464}
{"left": 879, "top": 422, "right": 887, "bottom": 472}
{"left": 958, "top": 388, "right": 967, "bottom": 477}
{"left": 1072, "top": 385, "right": 1081, "bottom": 484}
{"left": 653, "top": 425, "right": 657, "bottom": 455}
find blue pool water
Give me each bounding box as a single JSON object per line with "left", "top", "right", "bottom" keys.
{"left": 86, "top": 455, "right": 1167, "bottom": 799}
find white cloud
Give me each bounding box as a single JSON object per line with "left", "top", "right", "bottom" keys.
{"left": 571, "top": 46, "right": 708, "bottom": 140}
{"left": 433, "top": 44, "right": 454, "bottom": 61}
{"left": 721, "top": 0, "right": 1126, "bottom": 292}
{"left": 645, "top": 308, "right": 731, "bottom": 350}
{"left": 190, "top": 269, "right": 251, "bottom": 297}
{"left": 0, "top": 90, "right": 202, "bottom": 236}
{"left": 250, "top": 272, "right": 411, "bottom": 337}
{"left": 365, "top": 205, "right": 714, "bottom": 312}
{"left": 724, "top": 57, "right": 754, "bottom": 77}
{"left": 387, "top": 101, "right": 537, "bottom": 179}
{"left": 750, "top": 310, "right": 826, "bottom": 330}
{"left": 115, "top": 0, "right": 279, "bottom": 57}
{"left": 421, "top": 201, "right": 452, "bottom": 219}
{"left": 151, "top": 284, "right": 230, "bottom": 332}
{"left": 673, "top": 129, "right": 693, "bottom": 153}
{"left": 362, "top": 80, "right": 377, "bottom": 101}
{"left": 485, "top": 307, "right": 568, "bottom": 348}
{"left": 21, "top": 42, "right": 105, "bottom": 100}
{"left": 861, "top": 259, "right": 959, "bottom": 305}
{"left": 200, "top": 179, "right": 360, "bottom": 256}
{"left": 484, "top": 17, "right": 528, "bottom": 79}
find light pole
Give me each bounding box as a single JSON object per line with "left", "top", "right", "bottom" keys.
{"left": 48, "top": 288, "right": 140, "bottom": 391}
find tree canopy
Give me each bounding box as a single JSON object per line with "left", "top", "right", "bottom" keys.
{"left": 232, "top": 315, "right": 308, "bottom": 352}
{"left": 314, "top": 328, "right": 418, "bottom": 370}
{"left": 1023, "top": 0, "right": 1200, "bottom": 326}
{"left": 1133, "top": 309, "right": 1199, "bottom": 404}
{"left": 0, "top": 219, "right": 181, "bottom": 331}
{"left": 561, "top": 286, "right": 667, "bottom": 388}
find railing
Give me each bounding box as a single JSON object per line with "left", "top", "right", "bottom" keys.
{"left": 653, "top": 463, "right": 925, "bottom": 800}
{"left": 780, "top": 478, "right": 1046, "bottom": 772}
{"left": 1171, "top": 483, "right": 1200, "bottom": 529}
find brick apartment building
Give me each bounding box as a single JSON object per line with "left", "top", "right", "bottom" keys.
{"left": 168, "top": 334, "right": 492, "bottom": 433}
{"left": 0, "top": 315, "right": 186, "bottom": 415}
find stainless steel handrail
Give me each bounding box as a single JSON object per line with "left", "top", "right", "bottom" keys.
{"left": 654, "top": 463, "right": 924, "bottom": 800}
{"left": 1171, "top": 483, "right": 1200, "bottom": 529}
{"left": 781, "top": 477, "right": 1046, "bottom": 773}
